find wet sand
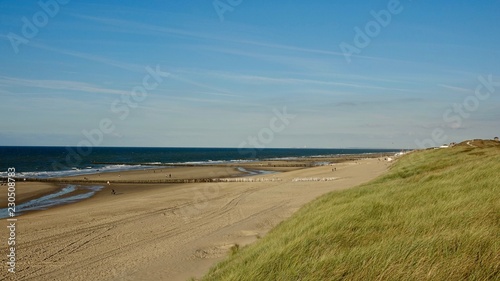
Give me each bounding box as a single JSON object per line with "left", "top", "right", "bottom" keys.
{"left": 0, "top": 182, "right": 60, "bottom": 208}
{"left": 59, "top": 165, "right": 246, "bottom": 182}
{"left": 0, "top": 157, "right": 392, "bottom": 281}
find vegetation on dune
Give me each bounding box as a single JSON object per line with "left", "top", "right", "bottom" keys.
{"left": 201, "top": 140, "right": 500, "bottom": 281}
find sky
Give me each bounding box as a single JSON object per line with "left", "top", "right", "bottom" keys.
{"left": 1, "top": 0, "right": 499, "bottom": 149}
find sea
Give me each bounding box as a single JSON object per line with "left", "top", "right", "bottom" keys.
{"left": 0, "top": 146, "right": 399, "bottom": 218}
{"left": 0, "top": 146, "right": 400, "bottom": 179}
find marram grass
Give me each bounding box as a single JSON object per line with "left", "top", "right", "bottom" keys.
{"left": 201, "top": 141, "right": 500, "bottom": 281}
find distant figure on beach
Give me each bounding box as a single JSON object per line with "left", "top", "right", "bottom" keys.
{"left": 107, "top": 181, "right": 110, "bottom": 185}
{"left": 111, "top": 189, "right": 116, "bottom": 195}
{"left": 169, "top": 174, "right": 172, "bottom": 178}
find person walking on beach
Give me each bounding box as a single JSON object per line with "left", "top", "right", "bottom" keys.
{"left": 111, "top": 189, "right": 116, "bottom": 195}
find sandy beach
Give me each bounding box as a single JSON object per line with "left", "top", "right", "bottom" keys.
{"left": 0, "top": 182, "right": 60, "bottom": 209}
{"left": 1, "top": 157, "right": 391, "bottom": 281}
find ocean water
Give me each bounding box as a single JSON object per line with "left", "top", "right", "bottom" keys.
{"left": 0, "top": 146, "right": 399, "bottom": 178}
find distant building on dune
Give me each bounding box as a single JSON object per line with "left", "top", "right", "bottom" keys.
{"left": 494, "top": 137, "right": 499, "bottom": 141}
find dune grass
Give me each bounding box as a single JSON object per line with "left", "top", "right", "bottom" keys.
{"left": 201, "top": 141, "right": 500, "bottom": 280}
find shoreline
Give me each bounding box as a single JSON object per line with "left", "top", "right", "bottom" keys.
{"left": 0, "top": 153, "right": 397, "bottom": 219}
{"left": 1, "top": 155, "right": 394, "bottom": 280}
{"left": 0, "top": 153, "right": 395, "bottom": 208}
{"left": 1, "top": 151, "right": 397, "bottom": 180}
{"left": 0, "top": 167, "right": 278, "bottom": 218}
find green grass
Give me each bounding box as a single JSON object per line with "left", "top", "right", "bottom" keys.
{"left": 201, "top": 141, "right": 500, "bottom": 281}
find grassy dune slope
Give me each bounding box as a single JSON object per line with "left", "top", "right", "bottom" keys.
{"left": 202, "top": 140, "right": 500, "bottom": 281}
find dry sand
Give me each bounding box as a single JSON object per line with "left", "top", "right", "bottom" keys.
{"left": 1, "top": 158, "right": 391, "bottom": 281}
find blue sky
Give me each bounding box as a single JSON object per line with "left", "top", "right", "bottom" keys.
{"left": 1, "top": 0, "right": 499, "bottom": 148}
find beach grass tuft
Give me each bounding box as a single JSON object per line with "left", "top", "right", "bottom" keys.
{"left": 230, "top": 244, "right": 240, "bottom": 256}
{"left": 201, "top": 141, "right": 500, "bottom": 280}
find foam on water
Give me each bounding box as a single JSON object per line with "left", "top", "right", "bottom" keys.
{"left": 0, "top": 164, "right": 157, "bottom": 179}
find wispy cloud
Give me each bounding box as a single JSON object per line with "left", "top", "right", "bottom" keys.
{"left": 334, "top": 101, "right": 359, "bottom": 107}
{"left": 29, "top": 42, "right": 145, "bottom": 72}
{"left": 192, "top": 45, "right": 333, "bottom": 71}
{"left": 168, "top": 74, "right": 238, "bottom": 97}
{"left": 204, "top": 35, "right": 416, "bottom": 64}
{"left": 0, "top": 32, "right": 144, "bottom": 73}
{"left": 232, "top": 39, "right": 346, "bottom": 57}
{"left": 437, "top": 84, "right": 471, "bottom": 93}
{"left": 0, "top": 76, "right": 128, "bottom": 96}
{"left": 71, "top": 14, "right": 223, "bottom": 42}
{"left": 190, "top": 90, "right": 240, "bottom": 98}
{"left": 153, "top": 90, "right": 266, "bottom": 109}
{"left": 195, "top": 71, "right": 418, "bottom": 93}
{"left": 71, "top": 14, "right": 416, "bottom": 67}
{"left": 0, "top": 88, "right": 14, "bottom": 96}
{"left": 168, "top": 96, "right": 238, "bottom": 105}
